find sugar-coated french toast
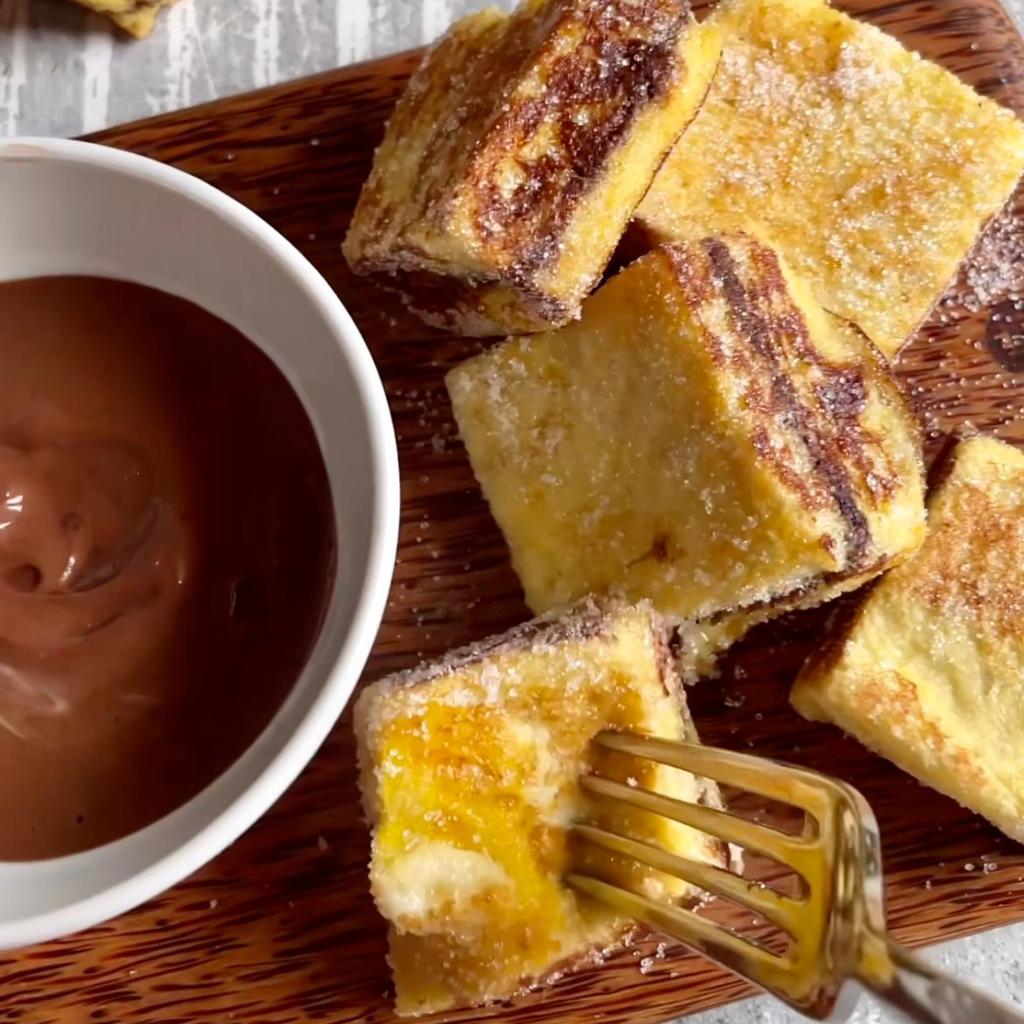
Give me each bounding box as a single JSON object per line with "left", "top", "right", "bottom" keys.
{"left": 355, "top": 599, "right": 726, "bottom": 1015}
{"left": 71, "top": 0, "right": 175, "bottom": 36}
{"left": 343, "top": 0, "right": 721, "bottom": 337}
{"left": 634, "top": 0, "right": 1024, "bottom": 358}
{"left": 447, "top": 234, "right": 926, "bottom": 668}
{"left": 792, "top": 436, "right": 1024, "bottom": 842}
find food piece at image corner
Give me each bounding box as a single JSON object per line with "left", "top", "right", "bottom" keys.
{"left": 354, "top": 598, "right": 727, "bottom": 1016}
{"left": 69, "top": 0, "right": 178, "bottom": 36}
{"left": 633, "top": 0, "right": 1024, "bottom": 358}
{"left": 447, "top": 234, "right": 926, "bottom": 679}
{"left": 342, "top": 0, "right": 722, "bottom": 337}
{"left": 793, "top": 436, "right": 1024, "bottom": 843}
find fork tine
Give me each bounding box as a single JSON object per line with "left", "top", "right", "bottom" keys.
{"left": 594, "top": 731, "right": 835, "bottom": 818}
{"left": 581, "top": 774, "right": 814, "bottom": 873}
{"left": 573, "top": 824, "right": 801, "bottom": 933}
{"left": 567, "top": 873, "right": 790, "bottom": 988}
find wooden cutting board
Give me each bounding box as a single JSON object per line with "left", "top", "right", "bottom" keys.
{"left": 4, "top": 1, "right": 1024, "bottom": 1021}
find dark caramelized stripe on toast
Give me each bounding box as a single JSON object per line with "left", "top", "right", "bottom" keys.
{"left": 467, "top": 0, "right": 690, "bottom": 277}
{"left": 665, "top": 238, "right": 898, "bottom": 568}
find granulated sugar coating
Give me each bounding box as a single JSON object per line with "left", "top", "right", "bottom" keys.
{"left": 635, "top": 0, "right": 1024, "bottom": 358}
{"left": 354, "top": 598, "right": 726, "bottom": 1016}
{"left": 343, "top": 0, "right": 722, "bottom": 336}
{"left": 944, "top": 204, "right": 1024, "bottom": 313}
{"left": 447, "top": 234, "right": 925, "bottom": 675}
{"left": 793, "top": 436, "right": 1024, "bottom": 844}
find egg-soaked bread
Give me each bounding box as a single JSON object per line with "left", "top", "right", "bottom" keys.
{"left": 793, "top": 436, "right": 1024, "bottom": 842}
{"left": 447, "top": 235, "right": 926, "bottom": 669}
{"left": 634, "top": 0, "right": 1024, "bottom": 357}
{"left": 343, "top": 0, "right": 721, "bottom": 337}
{"left": 71, "top": 0, "right": 176, "bottom": 36}
{"left": 355, "top": 599, "right": 725, "bottom": 1015}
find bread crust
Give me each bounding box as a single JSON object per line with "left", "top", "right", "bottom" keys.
{"left": 344, "top": 0, "right": 722, "bottom": 336}
{"left": 355, "top": 597, "right": 728, "bottom": 1015}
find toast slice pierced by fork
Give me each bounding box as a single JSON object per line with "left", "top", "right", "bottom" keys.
{"left": 355, "top": 598, "right": 726, "bottom": 1015}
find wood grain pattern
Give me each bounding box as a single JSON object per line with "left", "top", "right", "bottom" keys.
{"left": 4, "top": 2, "right": 1024, "bottom": 1021}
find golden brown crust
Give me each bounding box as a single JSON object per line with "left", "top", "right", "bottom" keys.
{"left": 345, "top": 8, "right": 519, "bottom": 268}
{"left": 903, "top": 481, "right": 1024, "bottom": 639}
{"left": 633, "top": 0, "right": 1024, "bottom": 357}
{"left": 357, "top": 597, "right": 728, "bottom": 1014}
{"left": 659, "top": 237, "right": 915, "bottom": 570}
{"left": 705, "top": 556, "right": 886, "bottom": 627}
{"left": 344, "top": 0, "right": 721, "bottom": 336}
{"left": 459, "top": 0, "right": 688, "bottom": 276}
{"left": 854, "top": 671, "right": 990, "bottom": 793}
{"left": 360, "top": 595, "right": 613, "bottom": 704}
{"left": 791, "top": 436, "right": 1024, "bottom": 843}
{"left": 446, "top": 233, "right": 924, "bottom": 685}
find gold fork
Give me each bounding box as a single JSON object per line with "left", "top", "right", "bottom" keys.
{"left": 569, "top": 731, "right": 1024, "bottom": 1024}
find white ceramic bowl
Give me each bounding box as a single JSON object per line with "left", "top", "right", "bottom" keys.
{"left": 0, "top": 138, "right": 399, "bottom": 947}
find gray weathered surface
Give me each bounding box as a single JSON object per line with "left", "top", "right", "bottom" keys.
{"left": 3, "top": 0, "right": 1022, "bottom": 133}
{"left": 1, "top": 1, "right": 1024, "bottom": 1023}
{"left": 0, "top": 0, "right": 519, "bottom": 137}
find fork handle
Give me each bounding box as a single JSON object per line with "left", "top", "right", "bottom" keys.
{"left": 858, "top": 936, "right": 1024, "bottom": 1024}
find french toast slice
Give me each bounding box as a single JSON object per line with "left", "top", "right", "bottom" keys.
{"left": 71, "top": 0, "right": 176, "bottom": 36}
{"left": 355, "top": 598, "right": 726, "bottom": 1015}
{"left": 343, "top": 0, "right": 721, "bottom": 337}
{"left": 447, "top": 234, "right": 926, "bottom": 663}
{"left": 634, "top": 0, "right": 1024, "bottom": 358}
{"left": 792, "top": 436, "right": 1024, "bottom": 843}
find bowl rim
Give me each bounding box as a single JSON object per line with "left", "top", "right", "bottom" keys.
{"left": 0, "top": 137, "right": 400, "bottom": 947}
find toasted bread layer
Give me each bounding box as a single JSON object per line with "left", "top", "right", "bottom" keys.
{"left": 355, "top": 599, "right": 725, "bottom": 1015}
{"left": 634, "top": 0, "right": 1024, "bottom": 357}
{"left": 71, "top": 0, "right": 175, "bottom": 36}
{"left": 343, "top": 0, "right": 721, "bottom": 336}
{"left": 793, "top": 436, "right": 1024, "bottom": 843}
{"left": 447, "top": 235, "right": 925, "bottom": 659}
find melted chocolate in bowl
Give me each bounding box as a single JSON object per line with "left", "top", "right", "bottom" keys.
{"left": 0, "top": 277, "right": 336, "bottom": 860}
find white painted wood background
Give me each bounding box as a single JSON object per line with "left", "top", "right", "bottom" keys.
{"left": 2, "top": 1, "right": 1024, "bottom": 1022}
{"left": 0, "top": 0, "right": 520, "bottom": 136}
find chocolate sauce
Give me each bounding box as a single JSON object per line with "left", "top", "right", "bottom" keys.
{"left": 0, "top": 277, "right": 335, "bottom": 860}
